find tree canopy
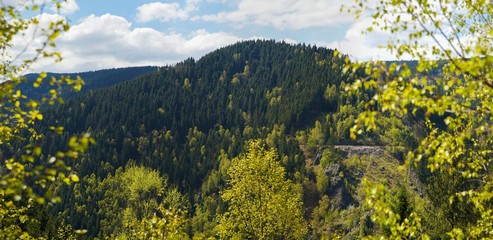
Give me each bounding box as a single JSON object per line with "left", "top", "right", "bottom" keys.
{"left": 346, "top": 0, "right": 493, "bottom": 238}
{"left": 216, "top": 140, "right": 307, "bottom": 239}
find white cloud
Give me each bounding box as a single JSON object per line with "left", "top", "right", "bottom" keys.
{"left": 323, "top": 17, "right": 395, "bottom": 61}
{"left": 323, "top": 17, "right": 460, "bottom": 61}
{"left": 51, "top": 0, "right": 79, "bottom": 15}
{"left": 1, "top": 0, "right": 45, "bottom": 8}
{"left": 136, "top": 1, "right": 198, "bottom": 22}
{"left": 324, "top": 0, "right": 476, "bottom": 61}
{"left": 6, "top": 13, "right": 67, "bottom": 74}
{"left": 204, "top": 0, "right": 228, "bottom": 3}
{"left": 196, "top": 0, "right": 352, "bottom": 29}
{"left": 282, "top": 38, "right": 298, "bottom": 45}
{"left": 185, "top": 0, "right": 200, "bottom": 11}
{"left": 182, "top": 29, "right": 241, "bottom": 54}
{"left": 30, "top": 14, "right": 242, "bottom": 72}
{"left": 1, "top": 0, "right": 79, "bottom": 15}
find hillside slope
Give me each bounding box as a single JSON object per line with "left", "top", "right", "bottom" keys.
{"left": 40, "top": 40, "right": 355, "bottom": 187}
{"left": 32, "top": 40, "right": 419, "bottom": 238}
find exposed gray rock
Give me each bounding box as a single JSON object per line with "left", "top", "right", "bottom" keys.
{"left": 334, "top": 145, "right": 384, "bottom": 158}
{"left": 324, "top": 163, "right": 342, "bottom": 188}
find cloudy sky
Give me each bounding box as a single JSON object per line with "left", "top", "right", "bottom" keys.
{"left": 11, "top": 0, "right": 395, "bottom": 73}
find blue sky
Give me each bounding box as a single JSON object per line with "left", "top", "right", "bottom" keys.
{"left": 18, "top": 0, "right": 394, "bottom": 72}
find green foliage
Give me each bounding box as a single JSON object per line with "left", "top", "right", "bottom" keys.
{"left": 265, "top": 124, "right": 285, "bottom": 147}
{"left": 216, "top": 140, "right": 308, "bottom": 239}
{"left": 243, "top": 62, "right": 250, "bottom": 76}
{"left": 377, "top": 116, "right": 418, "bottom": 160}
{"left": 364, "top": 179, "right": 429, "bottom": 240}
{"left": 324, "top": 84, "right": 338, "bottom": 105}
{"left": 64, "top": 165, "right": 190, "bottom": 238}
{"left": 390, "top": 185, "right": 414, "bottom": 225}
{"left": 319, "top": 148, "right": 339, "bottom": 168}
{"left": 266, "top": 86, "right": 282, "bottom": 106}
{"left": 316, "top": 149, "right": 341, "bottom": 194}
{"left": 420, "top": 171, "right": 479, "bottom": 238}
{"left": 346, "top": 0, "right": 493, "bottom": 238}
{"left": 0, "top": 1, "right": 92, "bottom": 238}
{"left": 121, "top": 205, "right": 189, "bottom": 240}
{"left": 307, "top": 120, "right": 325, "bottom": 153}
{"left": 231, "top": 75, "right": 240, "bottom": 85}
{"left": 183, "top": 78, "right": 192, "bottom": 89}
{"left": 310, "top": 195, "right": 339, "bottom": 239}
{"left": 315, "top": 167, "right": 330, "bottom": 194}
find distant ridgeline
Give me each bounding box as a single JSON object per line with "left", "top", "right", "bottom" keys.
{"left": 20, "top": 66, "right": 157, "bottom": 100}
{"left": 28, "top": 40, "right": 420, "bottom": 238}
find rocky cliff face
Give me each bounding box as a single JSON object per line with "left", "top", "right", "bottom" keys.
{"left": 334, "top": 145, "right": 384, "bottom": 158}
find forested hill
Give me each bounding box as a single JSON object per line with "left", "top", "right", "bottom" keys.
{"left": 20, "top": 66, "right": 157, "bottom": 100}
{"left": 41, "top": 40, "right": 358, "bottom": 185}
{"left": 36, "top": 40, "right": 415, "bottom": 238}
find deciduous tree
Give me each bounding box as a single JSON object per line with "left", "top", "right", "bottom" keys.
{"left": 216, "top": 140, "right": 307, "bottom": 239}
{"left": 0, "top": 1, "right": 91, "bottom": 238}
{"left": 346, "top": 0, "right": 493, "bottom": 238}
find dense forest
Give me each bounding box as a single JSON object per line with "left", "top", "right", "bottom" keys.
{"left": 2, "top": 40, "right": 432, "bottom": 239}
{"left": 3, "top": 0, "right": 493, "bottom": 238}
